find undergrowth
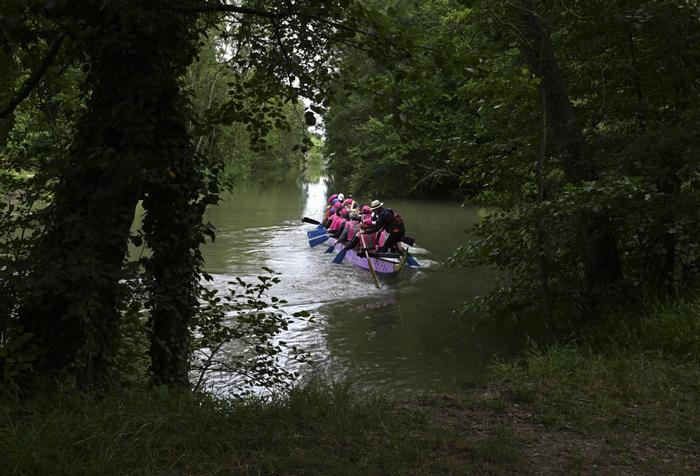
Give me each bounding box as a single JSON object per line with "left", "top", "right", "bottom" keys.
{"left": 490, "top": 299, "right": 700, "bottom": 442}
{"left": 0, "top": 381, "right": 471, "bottom": 476}
{"left": 1, "top": 300, "right": 698, "bottom": 475}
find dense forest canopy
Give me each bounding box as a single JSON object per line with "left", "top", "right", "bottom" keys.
{"left": 1, "top": 0, "right": 699, "bottom": 392}
{"left": 325, "top": 0, "right": 700, "bottom": 325}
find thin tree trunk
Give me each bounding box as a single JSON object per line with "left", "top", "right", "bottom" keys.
{"left": 139, "top": 14, "right": 204, "bottom": 389}
{"left": 514, "top": 0, "right": 624, "bottom": 313}
{"left": 536, "top": 90, "right": 553, "bottom": 327}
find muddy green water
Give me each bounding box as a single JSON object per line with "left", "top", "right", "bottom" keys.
{"left": 201, "top": 179, "right": 518, "bottom": 396}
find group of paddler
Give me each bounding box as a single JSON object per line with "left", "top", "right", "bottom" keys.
{"left": 321, "top": 193, "right": 406, "bottom": 254}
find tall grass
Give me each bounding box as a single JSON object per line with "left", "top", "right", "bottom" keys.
{"left": 0, "top": 381, "right": 467, "bottom": 475}
{"left": 490, "top": 299, "right": 700, "bottom": 440}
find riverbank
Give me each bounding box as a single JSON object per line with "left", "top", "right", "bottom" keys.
{"left": 1, "top": 301, "right": 698, "bottom": 475}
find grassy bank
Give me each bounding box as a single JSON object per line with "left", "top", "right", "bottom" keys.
{"left": 1, "top": 301, "right": 699, "bottom": 475}
{"left": 0, "top": 382, "right": 481, "bottom": 475}
{"left": 478, "top": 299, "right": 700, "bottom": 473}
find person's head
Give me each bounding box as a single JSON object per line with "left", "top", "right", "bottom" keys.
{"left": 337, "top": 193, "right": 345, "bottom": 202}
{"left": 332, "top": 199, "right": 341, "bottom": 208}
{"left": 361, "top": 216, "right": 372, "bottom": 228}
{"left": 370, "top": 199, "right": 384, "bottom": 213}
{"left": 328, "top": 194, "right": 338, "bottom": 204}
{"left": 341, "top": 208, "right": 349, "bottom": 218}
{"left": 360, "top": 205, "right": 371, "bottom": 215}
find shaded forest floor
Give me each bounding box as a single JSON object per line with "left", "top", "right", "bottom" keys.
{"left": 410, "top": 384, "right": 698, "bottom": 475}
{"left": 1, "top": 301, "right": 699, "bottom": 475}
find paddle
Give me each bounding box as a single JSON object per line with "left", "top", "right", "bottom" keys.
{"left": 302, "top": 217, "right": 322, "bottom": 226}
{"left": 332, "top": 248, "right": 347, "bottom": 264}
{"left": 363, "top": 250, "right": 381, "bottom": 289}
{"left": 307, "top": 227, "right": 327, "bottom": 239}
{"left": 309, "top": 234, "right": 329, "bottom": 247}
{"left": 325, "top": 242, "right": 336, "bottom": 253}
{"left": 401, "top": 235, "right": 416, "bottom": 246}
{"left": 406, "top": 253, "right": 420, "bottom": 267}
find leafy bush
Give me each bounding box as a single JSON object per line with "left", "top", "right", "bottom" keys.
{"left": 191, "top": 268, "right": 313, "bottom": 397}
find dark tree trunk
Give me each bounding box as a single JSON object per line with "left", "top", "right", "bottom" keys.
{"left": 514, "top": 1, "right": 624, "bottom": 312}
{"left": 143, "top": 169, "right": 205, "bottom": 388}
{"left": 137, "top": 12, "right": 203, "bottom": 389}
{"left": 653, "top": 174, "right": 680, "bottom": 295}
{"left": 18, "top": 1, "right": 199, "bottom": 384}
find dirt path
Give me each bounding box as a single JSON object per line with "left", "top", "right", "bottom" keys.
{"left": 405, "top": 391, "right": 699, "bottom": 475}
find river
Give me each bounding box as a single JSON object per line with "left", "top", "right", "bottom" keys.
{"left": 200, "top": 178, "right": 518, "bottom": 396}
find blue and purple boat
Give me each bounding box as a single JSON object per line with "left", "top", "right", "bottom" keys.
{"left": 323, "top": 237, "right": 411, "bottom": 274}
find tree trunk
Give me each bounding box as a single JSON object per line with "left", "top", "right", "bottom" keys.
{"left": 18, "top": 1, "right": 199, "bottom": 384}
{"left": 514, "top": 1, "right": 624, "bottom": 312}
{"left": 138, "top": 13, "right": 203, "bottom": 390}
{"left": 143, "top": 169, "right": 205, "bottom": 388}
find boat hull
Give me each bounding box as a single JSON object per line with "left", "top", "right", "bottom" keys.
{"left": 326, "top": 238, "right": 408, "bottom": 274}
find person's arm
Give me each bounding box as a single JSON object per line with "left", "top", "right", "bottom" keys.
{"left": 343, "top": 235, "right": 359, "bottom": 250}
{"left": 330, "top": 220, "right": 346, "bottom": 238}
{"left": 366, "top": 210, "right": 388, "bottom": 233}
{"left": 337, "top": 223, "right": 351, "bottom": 243}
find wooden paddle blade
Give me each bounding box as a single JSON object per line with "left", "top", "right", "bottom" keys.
{"left": 309, "top": 235, "right": 329, "bottom": 247}
{"left": 364, "top": 250, "right": 381, "bottom": 289}
{"left": 401, "top": 235, "right": 416, "bottom": 246}
{"left": 302, "top": 217, "right": 322, "bottom": 225}
{"left": 332, "top": 248, "right": 347, "bottom": 264}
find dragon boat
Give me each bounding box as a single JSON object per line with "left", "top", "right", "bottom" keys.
{"left": 303, "top": 218, "right": 420, "bottom": 278}
{"left": 324, "top": 237, "right": 411, "bottom": 274}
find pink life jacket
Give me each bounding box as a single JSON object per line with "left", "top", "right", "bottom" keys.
{"left": 377, "top": 231, "right": 388, "bottom": 248}
{"left": 347, "top": 221, "right": 359, "bottom": 241}
{"left": 359, "top": 230, "right": 377, "bottom": 250}
{"left": 329, "top": 214, "right": 344, "bottom": 232}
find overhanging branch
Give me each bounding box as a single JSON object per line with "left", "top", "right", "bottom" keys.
{"left": 0, "top": 33, "right": 66, "bottom": 120}
{"left": 169, "top": 3, "right": 286, "bottom": 20}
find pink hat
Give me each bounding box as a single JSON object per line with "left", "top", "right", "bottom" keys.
{"left": 360, "top": 205, "right": 371, "bottom": 215}
{"left": 341, "top": 208, "right": 349, "bottom": 217}
{"left": 361, "top": 216, "right": 372, "bottom": 226}
{"left": 328, "top": 194, "right": 338, "bottom": 204}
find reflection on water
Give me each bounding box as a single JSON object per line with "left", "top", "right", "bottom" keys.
{"left": 201, "top": 178, "right": 517, "bottom": 396}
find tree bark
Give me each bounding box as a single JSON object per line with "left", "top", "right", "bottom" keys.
{"left": 18, "top": 2, "right": 199, "bottom": 384}
{"left": 139, "top": 13, "right": 203, "bottom": 390}
{"left": 513, "top": 1, "right": 624, "bottom": 312}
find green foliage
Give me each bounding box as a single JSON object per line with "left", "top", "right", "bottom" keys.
{"left": 491, "top": 298, "right": 700, "bottom": 437}
{"left": 192, "top": 269, "right": 313, "bottom": 397}
{"left": 0, "top": 0, "right": 359, "bottom": 388}
{"left": 185, "top": 32, "right": 311, "bottom": 184}
{"left": 303, "top": 134, "right": 326, "bottom": 182}
{"left": 0, "top": 382, "right": 468, "bottom": 475}
{"left": 324, "top": 0, "right": 700, "bottom": 324}
{"left": 325, "top": 0, "right": 479, "bottom": 198}
{"left": 481, "top": 300, "right": 700, "bottom": 473}
{"left": 447, "top": 0, "right": 700, "bottom": 322}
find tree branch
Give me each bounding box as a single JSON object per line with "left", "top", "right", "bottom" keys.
{"left": 168, "top": 3, "right": 285, "bottom": 20}
{"left": 0, "top": 33, "right": 66, "bottom": 120}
